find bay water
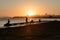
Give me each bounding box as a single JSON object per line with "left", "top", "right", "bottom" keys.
{"left": 0, "top": 18, "right": 60, "bottom": 27}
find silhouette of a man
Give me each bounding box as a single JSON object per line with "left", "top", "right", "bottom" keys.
{"left": 8, "top": 19, "right": 10, "bottom": 24}
{"left": 39, "top": 19, "right": 41, "bottom": 22}
{"left": 26, "top": 17, "right": 28, "bottom": 23}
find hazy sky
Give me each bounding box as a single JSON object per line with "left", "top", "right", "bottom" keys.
{"left": 0, "top": 0, "right": 60, "bottom": 17}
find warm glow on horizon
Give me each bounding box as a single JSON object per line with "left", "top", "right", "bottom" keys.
{"left": 0, "top": 0, "right": 60, "bottom": 17}
{"left": 27, "top": 10, "right": 35, "bottom": 16}
{"left": 24, "top": 6, "right": 38, "bottom": 17}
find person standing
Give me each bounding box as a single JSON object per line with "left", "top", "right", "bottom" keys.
{"left": 39, "top": 19, "right": 41, "bottom": 22}
{"left": 8, "top": 19, "right": 10, "bottom": 24}
{"left": 26, "top": 17, "right": 28, "bottom": 23}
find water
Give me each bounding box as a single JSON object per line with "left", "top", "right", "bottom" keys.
{"left": 0, "top": 18, "right": 60, "bottom": 27}
{"left": 0, "top": 18, "right": 25, "bottom": 27}
{"left": 0, "top": 18, "right": 59, "bottom": 40}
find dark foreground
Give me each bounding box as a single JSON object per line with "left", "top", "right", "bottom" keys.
{"left": 0, "top": 21, "right": 60, "bottom": 40}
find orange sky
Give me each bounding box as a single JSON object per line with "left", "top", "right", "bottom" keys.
{"left": 0, "top": 0, "right": 60, "bottom": 17}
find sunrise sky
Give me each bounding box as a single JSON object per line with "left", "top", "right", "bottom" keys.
{"left": 0, "top": 0, "right": 60, "bottom": 17}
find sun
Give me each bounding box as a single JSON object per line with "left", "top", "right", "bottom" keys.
{"left": 27, "top": 10, "right": 33, "bottom": 16}
{"left": 27, "top": 10, "right": 35, "bottom": 16}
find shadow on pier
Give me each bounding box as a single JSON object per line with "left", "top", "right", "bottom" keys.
{"left": 0, "top": 20, "right": 60, "bottom": 40}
